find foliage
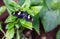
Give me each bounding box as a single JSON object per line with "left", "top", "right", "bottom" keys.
{"left": 0, "top": 0, "right": 60, "bottom": 39}
{"left": 56, "top": 29, "right": 60, "bottom": 39}
{"left": 0, "top": 6, "right": 6, "bottom": 16}
{"left": 41, "top": 10, "right": 60, "bottom": 32}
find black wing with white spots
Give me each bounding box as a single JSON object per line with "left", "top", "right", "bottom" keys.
{"left": 12, "top": 11, "right": 33, "bottom": 22}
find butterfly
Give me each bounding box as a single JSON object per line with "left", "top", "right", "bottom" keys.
{"left": 12, "top": 11, "right": 33, "bottom": 22}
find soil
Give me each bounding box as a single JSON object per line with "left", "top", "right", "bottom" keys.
{"left": 0, "top": 0, "right": 60, "bottom": 39}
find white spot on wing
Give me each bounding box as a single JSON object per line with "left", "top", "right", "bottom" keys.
{"left": 32, "top": 18, "right": 33, "bottom": 21}
{"left": 18, "top": 12, "right": 21, "bottom": 15}
{"left": 28, "top": 15, "right": 30, "bottom": 19}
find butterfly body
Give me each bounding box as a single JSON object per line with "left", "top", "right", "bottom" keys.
{"left": 12, "top": 11, "right": 33, "bottom": 22}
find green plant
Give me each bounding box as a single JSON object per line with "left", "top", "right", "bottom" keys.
{"left": 0, "top": 0, "right": 60, "bottom": 39}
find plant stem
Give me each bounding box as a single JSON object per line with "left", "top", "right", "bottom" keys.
{"left": 16, "top": 28, "right": 20, "bottom": 39}
{"left": 1, "top": 29, "right": 6, "bottom": 39}
{"left": 1, "top": 29, "right": 6, "bottom": 36}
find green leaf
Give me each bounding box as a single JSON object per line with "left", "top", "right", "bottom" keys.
{"left": 33, "top": 14, "right": 40, "bottom": 35}
{"left": 9, "top": 1, "right": 21, "bottom": 10}
{"left": 50, "top": 0, "right": 60, "bottom": 10}
{"left": 45, "top": 0, "right": 60, "bottom": 10}
{"left": 15, "top": 24, "right": 20, "bottom": 29}
{"left": 15, "top": 19, "right": 22, "bottom": 29}
{"left": 42, "top": 10, "right": 60, "bottom": 32}
{"left": 0, "top": 6, "right": 6, "bottom": 16}
{"left": 3, "top": 0, "right": 20, "bottom": 13}
{"left": 6, "top": 23, "right": 14, "bottom": 29}
{"left": 39, "top": 7, "right": 49, "bottom": 18}
{"left": 5, "top": 15, "right": 16, "bottom": 23}
{"left": 27, "top": 6, "right": 42, "bottom": 16}
{"left": 20, "top": 19, "right": 32, "bottom": 29}
{"left": 21, "top": 0, "right": 30, "bottom": 11}
{"left": 18, "top": 0, "right": 42, "bottom": 6}
{"left": 56, "top": 29, "right": 60, "bottom": 39}
{"left": 3, "top": 0, "right": 15, "bottom": 12}
{"left": 30, "top": 0, "right": 41, "bottom": 5}
{"left": 6, "top": 28, "right": 14, "bottom": 39}
{"left": 18, "top": 0, "right": 25, "bottom": 6}
{"left": 51, "top": 2, "right": 60, "bottom": 10}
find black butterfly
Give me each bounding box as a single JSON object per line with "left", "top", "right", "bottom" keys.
{"left": 12, "top": 11, "right": 33, "bottom": 22}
